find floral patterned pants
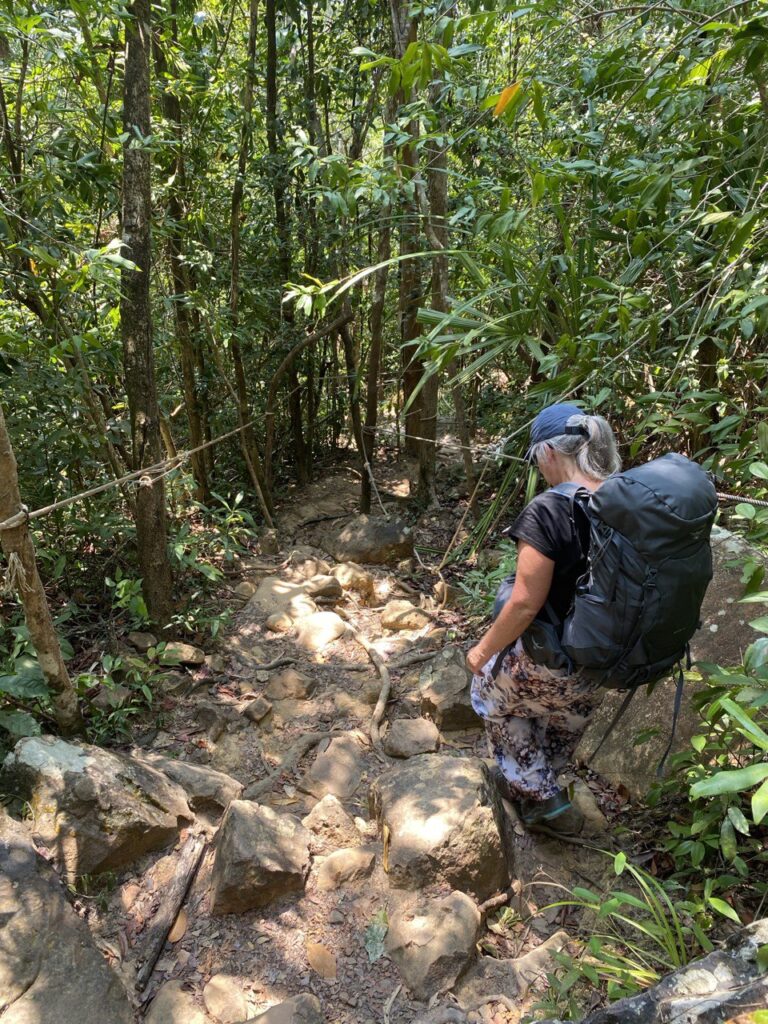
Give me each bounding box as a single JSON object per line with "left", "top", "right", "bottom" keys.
{"left": 471, "top": 641, "right": 603, "bottom": 801}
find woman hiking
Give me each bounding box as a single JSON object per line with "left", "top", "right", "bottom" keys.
{"left": 466, "top": 403, "right": 621, "bottom": 834}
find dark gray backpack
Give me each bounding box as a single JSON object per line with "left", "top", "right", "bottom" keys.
{"left": 492, "top": 454, "right": 718, "bottom": 768}
{"left": 561, "top": 453, "right": 717, "bottom": 688}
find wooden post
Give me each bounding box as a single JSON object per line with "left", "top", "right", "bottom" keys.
{"left": 0, "top": 402, "right": 85, "bottom": 737}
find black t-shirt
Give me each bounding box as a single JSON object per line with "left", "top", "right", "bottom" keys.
{"left": 506, "top": 489, "right": 589, "bottom": 625}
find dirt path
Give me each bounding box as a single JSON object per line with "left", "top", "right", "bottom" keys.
{"left": 80, "top": 460, "right": 616, "bottom": 1024}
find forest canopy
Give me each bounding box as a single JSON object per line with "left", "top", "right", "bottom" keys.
{"left": 1, "top": 0, "right": 768, "bottom": 625}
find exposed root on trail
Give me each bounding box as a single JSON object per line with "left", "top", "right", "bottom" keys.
{"left": 242, "top": 729, "right": 346, "bottom": 800}
{"left": 348, "top": 625, "right": 393, "bottom": 755}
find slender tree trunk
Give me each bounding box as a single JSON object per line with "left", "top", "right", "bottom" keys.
{"left": 360, "top": 214, "right": 392, "bottom": 514}
{"left": 0, "top": 403, "right": 85, "bottom": 736}
{"left": 153, "top": 22, "right": 209, "bottom": 503}
{"left": 389, "top": 0, "right": 423, "bottom": 460}
{"left": 425, "top": 91, "right": 477, "bottom": 511}
{"left": 265, "top": 0, "right": 306, "bottom": 486}
{"left": 122, "top": 0, "right": 173, "bottom": 626}
{"left": 229, "top": 0, "right": 273, "bottom": 514}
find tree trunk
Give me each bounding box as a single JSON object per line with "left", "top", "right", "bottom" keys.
{"left": 425, "top": 91, "right": 477, "bottom": 511}
{"left": 229, "top": 0, "right": 273, "bottom": 514}
{"left": 153, "top": 20, "right": 209, "bottom": 503}
{"left": 265, "top": 0, "right": 305, "bottom": 486}
{"left": 122, "top": 0, "right": 173, "bottom": 626}
{"left": 0, "top": 403, "right": 85, "bottom": 737}
{"left": 389, "top": 0, "right": 423, "bottom": 460}
{"left": 360, "top": 219, "right": 392, "bottom": 513}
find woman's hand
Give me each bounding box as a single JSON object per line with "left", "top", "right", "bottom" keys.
{"left": 466, "top": 644, "right": 490, "bottom": 675}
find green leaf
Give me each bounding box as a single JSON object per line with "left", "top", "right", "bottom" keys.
{"left": 613, "top": 851, "right": 627, "bottom": 875}
{"left": 364, "top": 909, "right": 388, "bottom": 963}
{"left": 720, "top": 817, "right": 737, "bottom": 861}
{"left": 700, "top": 210, "right": 733, "bottom": 225}
{"left": 752, "top": 778, "right": 768, "bottom": 824}
{"left": 750, "top": 461, "right": 768, "bottom": 480}
{"left": 749, "top": 616, "right": 768, "bottom": 634}
{"left": 756, "top": 945, "right": 768, "bottom": 972}
{"left": 706, "top": 896, "right": 740, "bottom": 923}
{"left": 719, "top": 697, "right": 768, "bottom": 750}
{"left": 0, "top": 709, "right": 41, "bottom": 738}
{"left": 727, "top": 805, "right": 751, "bottom": 835}
{"left": 690, "top": 763, "right": 768, "bottom": 798}
{"left": 0, "top": 665, "right": 48, "bottom": 699}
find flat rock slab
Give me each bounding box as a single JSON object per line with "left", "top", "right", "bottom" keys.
{"left": 211, "top": 801, "right": 310, "bottom": 914}
{"left": 578, "top": 525, "right": 766, "bottom": 800}
{"left": 383, "top": 718, "right": 440, "bottom": 758}
{"left": 134, "top": 750, "right": 243, "bottom": 813}
{"left": 265, "top": 668, "right": 316, "bottom": 700}
{"left": 370, "top": 755, "right": 507, "bottom": 899}
{"left": 386, "top": 890, "right": 481, "bottom": 1000}
{"left": 0, "top": 815, "right": 134, "bottom": 1024}
{"left": 327, "top": 515, "right": 414, "bottom": 565}
{"left": 246, "top": 994, "right": 324, "bottom": 1023}
{"left": 146, "top": 980, "right": 207, "bottom": 1024}
{"left": 299, "top": 734, "right": 366, "bottom": 801}
{"left": 419, "top": 647, "right": 479, "bottom": 730}
{"left": 246, "top": 578, "right": 318, "bottom": 621}
{"left": 455, "top": 930, "right": 570, "bottom": 1008}
{"left": 1, "top": 736, "right": 191, "bottom": 880}
{"left": 381, "top": 599, "right": 431, "bottom": 631}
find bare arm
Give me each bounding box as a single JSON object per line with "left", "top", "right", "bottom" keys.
{"left": 466, "top": 542, "right": 554, "bottom": 673}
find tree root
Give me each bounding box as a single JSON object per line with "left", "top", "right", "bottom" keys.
{"left": 348, "top": 626, "right": 392, "bottom": 755}
{"left": 242, "top": 729, "right": 345, "bottom": 799}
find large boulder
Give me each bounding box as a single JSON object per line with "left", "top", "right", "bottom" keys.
{"left": 1, "top": 737, "right": 191, "bottom": 880}
{"left": 539, "top": 919, "right": 768, "bottom": 1024}
{"left": 210, "top": 801, "right": 310, "bottom": 914}
{"left": 246, "top": 578, "right": 318, "bottom": 621}
{"left": 370, "top": 755, "right": 507, "bottom": 899}
{"left": 455, "top": 930, "right": 570, "bottom": 1008}
{"left": 0, "top": 814, "right": 134, "bottom": 1024}
{"left": 419, "top": 647, "right": 480, "bottom": 730}
{"left": 314, "top": 846, "right": 375, "bottom": 891}
{"left": 327, "top": 515, "right": 414, "bottom": 565}
{"left": 577, "top": 526, "right": 768, "bottom": 800}
{"left": 386, "top": 891, "right": 481, "bottom": 1000}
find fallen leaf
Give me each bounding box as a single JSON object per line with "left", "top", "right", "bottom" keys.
{"left": 168, "top": 908, "right": 188, "bottom": 943}
{"left": 493, "top": 83, "right": 520, "bottom": 117}
{"left": 364, "top": 909, "right": 389, "bottom": 963}
{"left": 307, "top": 941, "right": 337, "bottom": 980}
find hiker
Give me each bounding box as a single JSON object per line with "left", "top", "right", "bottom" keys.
{"left": 466, "top": 403, "right": 621, "bottom": 834}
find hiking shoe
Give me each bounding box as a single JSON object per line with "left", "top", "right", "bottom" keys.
{"left": 520, "top": 789, "right": 584, "bottom": 836}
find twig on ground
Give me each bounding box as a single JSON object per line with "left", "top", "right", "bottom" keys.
{"left": 478, "top": 890, "right": 511, "bottom": 918}
{"left": 383, "top": 983, "right": 402, "bottom": 1024}
{"left": 251, "top": 656, "right": 295, "bottom": 672}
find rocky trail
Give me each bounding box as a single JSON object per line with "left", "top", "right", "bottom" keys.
{"left": 2, "top": 459, "right": 767, "bottom": 1024}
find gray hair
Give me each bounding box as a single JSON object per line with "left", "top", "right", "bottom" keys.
{"left": 529, "top": 413, "right": 621, "bottom": 480}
